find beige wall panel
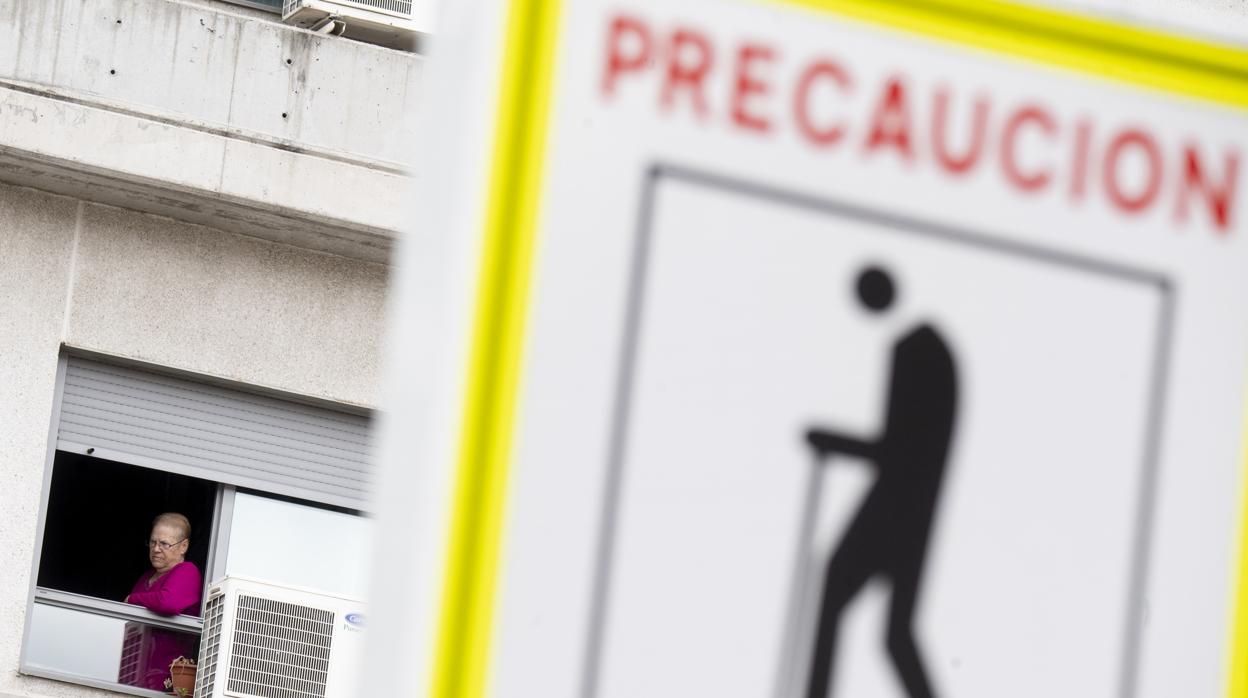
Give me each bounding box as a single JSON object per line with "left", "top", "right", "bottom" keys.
{"left": 66, "top": 204, "right": 388, "bottom": 407}
{"left": 0, "top": 184, "right": 84, "bottom": 697}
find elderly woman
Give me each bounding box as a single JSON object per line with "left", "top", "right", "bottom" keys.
{"left": 122, "top": 513, "right": 202, "bottom": 691}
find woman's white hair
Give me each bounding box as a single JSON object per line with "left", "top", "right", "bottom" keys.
{"left": 152, "top": 512, "right": 191, "bottom": 541}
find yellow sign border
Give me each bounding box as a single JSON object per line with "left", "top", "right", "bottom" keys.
{"left": 783, "top": 0, "right": 1248, "bottom": 109}
{"left": 430, "top": 0, "right": 563, "bottom": 695}
{"left": 431, "top": 2, "right": 1248, "bottom": 697}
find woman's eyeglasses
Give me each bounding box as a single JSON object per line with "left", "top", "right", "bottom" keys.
{"left": 145, "top": 538, "right": 185, "bottom": 552}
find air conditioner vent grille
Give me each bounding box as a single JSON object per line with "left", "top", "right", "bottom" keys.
{"left": 196, "top": 593, "right": 226, "bottom": 697}
{"left": 226, "top": 595, "right": 335, "bottom": 698}
{"left": 117, "top": 622, "right": 146, "bottom": 685}
{"left": 351, "top": 0, "right": 413, "bottom": 14}
{"left": 284, "top": 0, "right": 414, "bottom": 18}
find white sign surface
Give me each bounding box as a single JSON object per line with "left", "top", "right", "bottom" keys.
{"left": 368, "top": 2, "right": 1248, "bottom": 697}
{"left": 520, "top": 9, "right": 1247, "bottom": 692}
{"left": 593, "top": 166, "right": 1166, "bottom": 698}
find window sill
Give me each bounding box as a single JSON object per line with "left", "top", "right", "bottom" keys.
{"left": 33, "top": 588, "right": 203, "bottom": 632}
{"left": 18, "top": 665, "right": 173, "bottom": 698}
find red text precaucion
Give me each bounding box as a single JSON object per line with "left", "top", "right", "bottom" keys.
{"left": 600, "top": 12, "right": 1241, "bottom": 236}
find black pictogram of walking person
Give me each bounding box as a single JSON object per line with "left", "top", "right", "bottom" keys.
{"left": 804, "top": 266, "right": 958, "bottom": 698}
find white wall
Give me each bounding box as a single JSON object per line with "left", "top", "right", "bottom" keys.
{"left": 0, "top": 181, "right": 387, "bottom": 698}
{"left": 64, "top": 202, "right": 388, "bottom": 404}
{"left": 0, "top": 1, "right": 407, "bottom": 695}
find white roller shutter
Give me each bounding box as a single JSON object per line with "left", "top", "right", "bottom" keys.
{"left": 56, "top": 357, "right": 373, "bottom": 511}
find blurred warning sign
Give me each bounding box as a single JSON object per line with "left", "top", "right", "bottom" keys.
{"left": 591, "top": 165, "right": 1168, "bottom": 697}
{"left": 367, "top": 2, "right": 1248, "bottom": 698}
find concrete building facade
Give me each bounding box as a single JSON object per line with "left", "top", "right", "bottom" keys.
{"left": 0, "top": 0, "right": 417, "bottom": 696}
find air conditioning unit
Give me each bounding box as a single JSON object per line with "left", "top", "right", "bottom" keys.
{"left": 282, "top": 0, "right": 430, "bottom": 47}
{"left": 194, "top": 577, "right": 367, "bottom": 698}
{"left": 117, "top": 622, "right": 158, "bottom": 687}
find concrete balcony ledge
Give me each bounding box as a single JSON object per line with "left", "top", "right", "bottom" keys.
{"left": 0, "top": 0, "right": 422, "bottom": 264}
{"left": 0, "top": 82, "right": 405, "bottom": 262}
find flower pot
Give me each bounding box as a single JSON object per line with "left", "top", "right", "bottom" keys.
{"left": 169, "top": 661, "right": 196, "bottom": 697}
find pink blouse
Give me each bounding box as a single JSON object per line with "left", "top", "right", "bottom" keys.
{"left": 122, "top": 562, "right": 203, "bottom": 691}
{"left": 128, "top": 561, "right": 202, "bottom": 616}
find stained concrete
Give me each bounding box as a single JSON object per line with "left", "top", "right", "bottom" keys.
{"left": 0, "top": 0, "right": 422, "bottom": 164}
{"left": 0, "top": 145, "right": 396, "bottom": 264}
{"left": 0, "top": 0, "right": 420, "bottom": 263}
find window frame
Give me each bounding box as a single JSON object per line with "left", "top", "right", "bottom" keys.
{"left": 18, "top": 353, "right": 368, "bottom": 696}
{"left": 19, "top": 356, "right": 200, "bottom": 697}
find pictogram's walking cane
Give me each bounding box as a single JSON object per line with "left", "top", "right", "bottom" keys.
{"left": 773, "top": 439, "right": 830, "bottom": 698}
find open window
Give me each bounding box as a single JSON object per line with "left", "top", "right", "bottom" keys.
{"left": 37, "top": 452, "right": 216, "bottom": 605}
{"left": 21, "top": 355, "right": 373, "bottom": 697}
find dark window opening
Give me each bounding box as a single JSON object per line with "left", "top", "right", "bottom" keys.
{"left": 37, "top": 451, "right": 216, "bottom": 610}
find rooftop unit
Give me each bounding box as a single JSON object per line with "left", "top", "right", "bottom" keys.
{"left": 282, "top": 0, "right": 430, "bottom": 49}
